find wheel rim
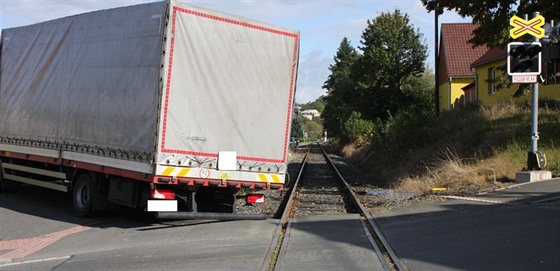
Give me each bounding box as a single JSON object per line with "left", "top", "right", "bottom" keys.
{"left": 75, "top": 182, "right": 90, "bottom": 209}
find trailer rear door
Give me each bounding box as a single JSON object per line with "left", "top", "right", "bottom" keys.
{"left": 158, "top": 2, "right": 299, "bottom": 168}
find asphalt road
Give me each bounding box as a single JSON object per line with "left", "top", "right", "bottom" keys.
{"left": 276, "top": 214, "right": 385, "bottom": 271}
{"left": 374, "top": 178, "right": 560, "bottom": 271}
{"left": 2, "top": 179, "right": 559, "bottom": 271}
{"left": 0, "top": 185, "right": 277, "bottom": 271}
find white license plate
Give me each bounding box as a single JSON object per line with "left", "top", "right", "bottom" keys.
{"left": 147, "top": 200, "right": 178, "bottom": 212}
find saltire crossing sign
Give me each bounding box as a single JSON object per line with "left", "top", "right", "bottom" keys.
{"left": 509, "top": 15, "right": 545, "bottom": 39}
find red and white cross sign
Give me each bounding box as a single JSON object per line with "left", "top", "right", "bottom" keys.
{"left": 510, "top": 15, "right": 545, "bottom": 39}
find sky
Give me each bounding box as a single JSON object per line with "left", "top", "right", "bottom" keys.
{"left": 0, "top": 0, "right": 470, "bottom": 104}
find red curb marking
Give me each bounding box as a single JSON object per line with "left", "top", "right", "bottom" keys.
{"left": 0, "top": 226, "right": 90, "bottom": 260}
{"left": 0, "top": 238, "right": 35, "bottom": 250}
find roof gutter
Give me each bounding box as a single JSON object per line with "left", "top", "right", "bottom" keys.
{"left": 470, "top": 66, "right": 478, "bottom": 105}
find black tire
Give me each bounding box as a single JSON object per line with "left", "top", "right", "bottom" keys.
{"left": 72, "top": 173, "right": 96, "bottom": 217}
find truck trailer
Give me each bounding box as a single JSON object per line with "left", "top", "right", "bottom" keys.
{"left": 0, "top": 0, "right": 299, "bottom": 218}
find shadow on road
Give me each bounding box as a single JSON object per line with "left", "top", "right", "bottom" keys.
{"left": 0, "top": 184, "right": 219, "bottom": 230}
{"left": 373, "top": 188, "right": 560, "bottom": 271}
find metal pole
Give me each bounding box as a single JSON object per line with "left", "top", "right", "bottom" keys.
{"left": 531, "top": 81, "right": 539, "bottom": 153}
{"left": 434, "top": 9, "right": 442, "bottom": 114}
{"left": 531, "top": 12, "right": 540, "bottom": 153}
{"left": 529, "top": 12, "right": 540, "bottom": 166}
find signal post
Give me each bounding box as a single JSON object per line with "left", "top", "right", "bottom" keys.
{"left": 509, "top": 13, "right": 552, "bottom": 182}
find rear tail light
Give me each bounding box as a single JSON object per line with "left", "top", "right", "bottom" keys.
{"left": 151, "top": 188, "right": 175, "bottom": 200}
{"left": 246, "top": 194, "right": 266, "bottom": 204}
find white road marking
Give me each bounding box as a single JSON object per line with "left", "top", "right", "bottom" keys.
{"left": 0, "top": 256, "right": 71, "bottom": 267}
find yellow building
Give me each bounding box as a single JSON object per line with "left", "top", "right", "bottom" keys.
{"left": 439, "top": 22, "right": 560, "bottom": 107}
{"left": 471, "top": 46, "right": 560, "bottom": 105}
{"left": 437, "top": 24, "right": 488, "bottom": 111}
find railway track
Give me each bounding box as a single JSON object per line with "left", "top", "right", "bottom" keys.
{"left": 292, "top": 145, "right": 356, "bottom": 216}
{"left": 259, "top": 143, "right": 407, "bottom": 271}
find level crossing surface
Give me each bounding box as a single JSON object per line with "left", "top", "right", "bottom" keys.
{"left": 0, "top": 186, "right": 278, "bottom": 271}
{"left": 374, "top": 179, "right": 560, "bottom": 271}
{"left": 275, "top": 214, "right": 385, "bottom": 271}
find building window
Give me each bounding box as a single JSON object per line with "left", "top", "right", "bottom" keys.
{"left": 488, "top": 67, "right": 496, "bottom": 95}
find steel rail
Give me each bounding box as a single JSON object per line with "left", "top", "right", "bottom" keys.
{"left": 258, "top": 146, "right": 310, "bottom": 271}
{"left": 262, "top": 143, "right": 407, "bottom": 271}
{"left": 317, "top": 143, "right": 408, "bottom": 271}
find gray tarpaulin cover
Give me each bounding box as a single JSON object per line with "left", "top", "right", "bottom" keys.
{"left": 0, "top": 2, "right": 167, "bottom": 156}
{"left": 0, "top": 0, "right": 299, "bottom": 166}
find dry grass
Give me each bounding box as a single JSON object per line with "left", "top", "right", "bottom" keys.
{"left": 394, "top": 147, "right": 514, "bottom": 195}
{"left": 341, "top": 143, "right": 358, "bottom": 159}
{"left": 335, "top": 103, "right": 560, "bottom": 196}
{"left": 479, "top": 102, "right": 523, "bottom": 120}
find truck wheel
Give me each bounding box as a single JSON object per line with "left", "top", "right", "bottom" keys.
{"left": 72, "top": 174, "right": 96, "bottom": 217}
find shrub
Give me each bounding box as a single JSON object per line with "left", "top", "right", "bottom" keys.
{"left": 343, "top": 111, "right": 375, "bottom": 145}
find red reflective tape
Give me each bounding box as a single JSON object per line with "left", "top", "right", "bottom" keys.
{"left": 174, "top": 7, "right": 298, "bottom": 38}
{"left": 161, "top": 8, "right": 178, "bottom": 151}
{"left": 283, "top": 35, "right": 300, "bottom": 163}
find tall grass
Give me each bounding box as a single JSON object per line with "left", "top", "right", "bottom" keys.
{"left": 342, "top": 103, "right": 560, "bottom": 195}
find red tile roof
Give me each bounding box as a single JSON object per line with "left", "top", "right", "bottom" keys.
{"left": 440, "top": 23, "right": 488, "bottom": 77}
{"left": 471, "top": 47, "right": 507, "bottom": 67}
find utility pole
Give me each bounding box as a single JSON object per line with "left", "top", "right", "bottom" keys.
{"left": 434, "top": 8, "right": 443, "bottom": 114}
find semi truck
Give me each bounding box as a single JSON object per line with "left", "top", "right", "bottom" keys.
{"left": 0, "top": 0, "right": 299, "bottom": 219}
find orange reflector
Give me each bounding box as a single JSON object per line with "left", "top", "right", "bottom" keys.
{"left": 246, "top": 194, "right": 266, "bottom": 204}
{"left": 151, "top": 188, "right": 175, "bottom": 200}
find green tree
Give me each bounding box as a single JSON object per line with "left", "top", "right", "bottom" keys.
{"left": 343, "top": 111, "right": 375, "bottom": 144}
{"left": 421, "top": 0, "right": 559, "bottom": 47}
{"left": 401, "top": 69, "right": 436, "bottom": 113}
{"left": 303, "top": 120, "right": 324, "bottom": 140}
{"left": 322, "top": 37, "right": 360, "bottom": 138}
{"left": 291, "top": 115, "right": 323, "bottom": 141}
{"left": 290, "top": 117, "right": 303, "bottom": 139}
{"left": 353, "top": 10, "right": 428, "bottom": 121}
{"left": 300, "top": 97, "right": 326, "bottom": 113}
